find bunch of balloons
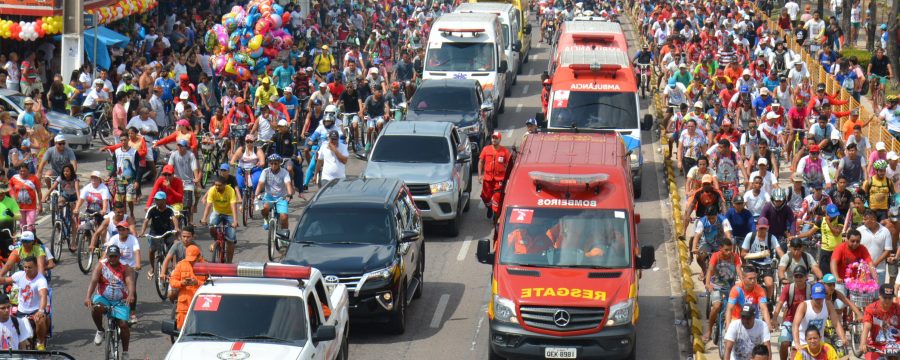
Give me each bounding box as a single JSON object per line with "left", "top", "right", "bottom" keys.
{"left": 87, "top": 0, "right": 157, "bottom": 25}
{"left": 0, "top": 16, "right": 62, "bottom": 41}
{"left": 205, "top": 0, "right": 293, "bottom": 82}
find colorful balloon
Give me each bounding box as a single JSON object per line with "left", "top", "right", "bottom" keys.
{"left": 248, "top": 34, "right": 263, "bottom": 50}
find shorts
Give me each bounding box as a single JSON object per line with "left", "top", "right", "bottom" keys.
{"left": 20, "top": 210, "right": 37, "bottom": 228}
{"left": 262, "top": 194, "right": 289, "bottom": 214}
{"left": 91, "top": 294, "right": 130, "bottom": 322}
{"left": 208, "top": 212, "right": 236, "bottom": 243}
{"left": 874, "top": 209, "right": 888, "bottom": 222}
{"left": 779, "top": 321, "right": 794, "bottom": 343}
{"left": 710, "top": 288, "right": 727, "bottom": 304}
{"left": 852, "top": 21, "right": 860, "bottom": 28}
{"left": 115, "top": 180, "right": 137, "bottom": 202}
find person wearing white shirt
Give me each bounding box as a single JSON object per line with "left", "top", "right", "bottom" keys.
{"left": 82, "top": 79, "right": 110, "bottom": 110}
{"left": 743, "top": 176, "right": 771, "bottom": 217}
{"left": 0, "top": 256, "right": 48, "bottom": 349}
{"left": 857, "top": 211, "right": 893, "bottom": 282}
{"left": 102, "top": 221, "right": 141, "bottom": 323}
{"left": 724, "top": 305, "right": 771, "bottom": 360}
{"left": 317, "top": 130, "right": 349, "bottom": 182}
{"left": 787, "top": 62, "right": 809, "bottom": 87}
{"left": 0, "top": 296, "right": 29, "bottom": 350}
{"left": 750, "top": 158, "right": 779, "bottom": 194}
{"left": 784, "top": 0, "right": 800, "bottom": 23}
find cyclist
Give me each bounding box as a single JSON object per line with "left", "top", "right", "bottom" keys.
{"left": 0, "top": 231, "right": 49, "bottom": 281}
{"left": 822, "top": 274, "right": 863, "bottom": 320}
{"left": 74, "top": 170, "right": 110, "bottom": 231}
{"left": 85, "top": 245, "right": 134, "bottom": 360}
{"left": 272, "top": 119, "right": 300, "bottom": 190}
{"left": 742, "top": 217, "right": 785, "bottom": 302}
{"left": 743, "top": 176, "right": 771, "bottom": 219}
{"left": 773, "top": 265, "right": 811, "bottom": 360}
{"left": 799, "top": 184, "right": 832, "bottom": 228}
{"left": 0, "top": 183, "right": 20, "bottom": 261}
{"left": 43, "top": 164, "right": 79, "bottom": 249}
{"left": 860, "top": 284, "right": 900, "bottom": 357}
{"left": 168, "top": 139, "right": 201, "bottom": 225}
{"left": 632, "top": 44, "right": 654, "bottom": 84}
{"left": 361, "top": 86, "right": 389, "bottom": 144}
{"left": 830, "top": 229, "right": 875, "bottom": 296}
{"left": 778, "top": 237, "right": 824, "bottom": 284}
{"left": 230, "top": 134, "right": 264, "bottom": 194}
{"left": 304, "top": 110, "right": 341, "bottom": 189}
{"left": 791, "top": 282, "right": 846, "bottom": 356}
{"left": 145, "top": 165, "right": 184, "bottom": 213}
{"left": 727, "top": 195, "right": 756, "bottom": 242}
{"left": 216, "top": 164, "right": 240, "bottom": 203}
{"left": 199, "top": 176, "right": 238, "bottom": 263}
{"left": 169, "top": 245, "right": 206, "bottom": 329}
{"left": 867, "top": 48, "right": 894, "bottom": 98}
{"left": 256, "top": 154, "right": 294, "bottom": 232}
{"left": 864, "top": 160, "right": 894, "bottom": 220}
{"left": 139, "top": 191, "right": 179, "bottom": 281}
{"left": 0, "top": 256, "right": 48, "bottom": 350}
{"left": 683, "top": 174, "right": 726, "bottom": 228}
{"left": 828, "top": 177, "right": 856, "bottom": 218}
{"left": 36, "top": 134, "right": 77, "bottom": 191}
{"left": 880, "top": 96, "right": 900, "bottom": 141}
{"left": 857, "top": 209, "right": 893, "bottom": 283}
{"left": 110, "top": 134, "right": 138, "bottom": 219}
{"left": 724, "top": 305, "right": 771, "bottom": 360}
{"left": 102, "top": 220, "right": 140, "bottom": 324}
{"left": 792, "top": 326, "right": 839, "bottom": 360}
{"left": 9, "top": 163, "right": 41, "bottom": 232}
{"left": 726, "top": 266, "right": 772, "bottom": 329}
{"left": 702, "top": 238, "right": 743, "bottom": 343}
{"left": 90, "top": 202, "right": 136, "bottom": 254}
{"left": 797, "top": 144, "right": 831, "bottom": 192}
{"left": 692, "top": 207, "right": 733, "bottom": 283}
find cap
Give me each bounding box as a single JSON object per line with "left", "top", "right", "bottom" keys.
{"left": 322, "top": 44, "right": 329, "bottom": 50}
{"left": 881, "top": 283, "right": 895, "bottom": 297}
{"left": 877, "top": 142, "right": 887, "bottom": 151}
{"left": 811, "top": 283, "right": 827, "bottom": 299}
{"left": 740, "top": 305, "right": 756, "bottom": 317}
{"left": 328, "top": 129, "right": 339, "bottom": 139}
{"left": 154, "top": 191, "right": 167, "bottom": 200}
{"left": 53, "top": 134, "right": 66, "bottom": 143}
{"left": 491, "top": 131, "right": 502, "bottom": 140}
{"left": 793, "top": 265, "right": 808, "bottom": 275}
{"left": 180, "top": 73, "right": 189, "bottom": 81}
{"left": 162, "top": 164, "right": 175, "bottom": 175}
{"left": 185, "top": 245, "right": 202, "bottom": 261}
{"left": 219, "top": 163, "right": 230, "bottom": 171}
{"left": 90, "top": 170, "right": 103, "bottom": 178}
{"left": 19, "top": 231, "right": 34, "bottom": 242}
{"left": 889, "top": 152, "right": 900, "bottom": 161}
{"left": 115, "top": 220, "right": 130, "bottom": 228}
{"left": 525, "top": 118, "right": 538, "bottom": 126}
{"left": 177, "top": 139, "right": 190, "bottom": 147}
{"left": 277, "top": 119, "right": 289, "bottom": 127}
{"left": 822, "top": 274, "right": 837, "bottom": 283}
{"left": 679, "top": 63, "right": 688, "bottom": 68}
{"left": 694, "top": 101, "right": 704, "bottom": 108}
{"left": 766, "top": 111, "right": 779, "bottom": 119}
{"left": 93, "top": 79, "right": 104, "bottom": 85}
{"left": 757, "top": 217, "right": 770, "bottom": 229}
{"left": 789, "top": 237, "right": 804, "bottom": 248}
{"left": 235, "top": 96, "right": 244, "bottom": 104}
{"left": 826, "top": 204, "right": 841, "bottom": 218}
{"left": 106, "top": 244, "right": 121, "bottom": 256}
{"left": 732, "top": 195, "right": 745, "bottom": 203}
{"left": 809, "top": 144, "right": 820, "bottom": 153}
{"left": 179, "top": 91, "right": 189, "bottom": 100}
{"left": 759, "top": 88, "right": 770, "bottom": 95}
{"left": 260, "top": 77, "right": 270, "bottom": 84}
{"left": 773, "top": 101, "right": 781, "bottom": 107}
{"left": 742, "top": 69, "right": 751, "bottom": 76}
{"left": 176, "top": 119, "right": 190, "bottom": 127}
{"left": 757, "top": 158, "right": 768, "bottom": 166}
{"left": 701, "top": 174, "right": 714, "bottom": 184}
{"left": 284, "top": 86, "right": 293, "bottom": 93}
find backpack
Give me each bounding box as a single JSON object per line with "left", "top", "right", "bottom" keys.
{"left": 784, "top": 253, "right": 811, "bottom": 280}
{"left": 787, "top": 281, "right": 812, "bottom": 305}
{"left": 747, "top": 231, "right": 778, "bottom": 259}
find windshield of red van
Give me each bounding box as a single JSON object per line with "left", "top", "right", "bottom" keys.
{"left": 548, "top": 91, "right": 638, "bottom": 130}
{"left": 499, "top": 208, "right": 631, "bottom": 268}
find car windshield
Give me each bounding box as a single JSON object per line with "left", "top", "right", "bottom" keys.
{"left": 410, "top": 87, "right": 477, "bottom": 112}
{"left": 181, "top": 294, "right": 307, "bottom": 343}
{"left": 548, "top": 91, "right": 638, "bottom": 130}
{"left": 295, "top": 208, "right": 394, "bottom": 245}
{"left": 370, "top": 135, "right": 450, "bottom": 163}
{"left": 425, "top": 42, "right": 495, "bottom": 72}
{"left": 499, "top": 208, "right": 632, "bottom": 268}
{"left": 6, "top": 94, "right": 26, "bottom": 111}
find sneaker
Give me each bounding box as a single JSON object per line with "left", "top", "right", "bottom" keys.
{"left": 262, "top": 219, "right": 269, "bottom": 230}
{"left": 486, "top": 208, "right": 493, "bottom": 219}
{"left": 36, "top": 344, "right": 45, "bottom": 350}
{"left": 129, "top": 315, "right": 138, "bottom": 325}
{"left": 122, "top": 351, "right": 129, "bottom": 359}
{"left": 93, "top": 330, "right": 103, "bottom": 345}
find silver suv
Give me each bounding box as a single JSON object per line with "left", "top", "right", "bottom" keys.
{"left": 363, "top": 121, "right": 472, "bottom": 236}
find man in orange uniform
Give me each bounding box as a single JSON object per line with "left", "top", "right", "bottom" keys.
{"left": 478, "top": 131, "right": 512, "bottom": 220}
{"left": 168, "top": 245, "right": 207, "bottom": 329}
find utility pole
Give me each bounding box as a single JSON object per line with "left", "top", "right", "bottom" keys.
{"left": 889, "top": 0, "right": 899, "bottom": 86}
{"left": 61, "top": 0, "right": 84, "bottom": 84}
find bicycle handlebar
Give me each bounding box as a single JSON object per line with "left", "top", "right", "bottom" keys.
{"left": 145, "top": 230, "right": 178, "bottom": 240}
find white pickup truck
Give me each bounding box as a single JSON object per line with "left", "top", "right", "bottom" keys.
{"left": 162, "top": 262, "right": 350, "bottom": 360}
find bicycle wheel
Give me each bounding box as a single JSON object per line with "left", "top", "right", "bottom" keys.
{"left": 850, "top": 322, "right": 864, "bottom": 357}
{"left": 49, "top": 193, "right": 58, "bottom": 227}
{"left": 267, "top": 222, "right": 277, "bottom": 262}
{"left": 97, "top": 116, "right": 113, "bottom": 146}
{"left": 241, "top": 195, "right": 250, "bottom": 226}
{"left": 154, "top": 252, "right": 168, "bottom": 301}
{"left": 51, "top": 221, "right": 64, "bottom": 263}
{"left": 77, "top": 231, "right": 94, "bottom": 275}
{"left": 200, "top": 155, "right": 212, "bottom": 188}
{"left": 64, "top": 207, "right": 75, "bottom": 253}
{"left": 717, "top": 316, "right": 725, "bottom": 358}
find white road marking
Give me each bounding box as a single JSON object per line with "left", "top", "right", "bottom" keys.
{"left": 430, "top": 294, "right": 451, "bottom": 328}
{"left": 457, "top": 236, "right": 473, "bottom": 261}
{"left": 521, "top": 84, "right": 530, "bottom": 94}
{"left": 528, "top": 68, "right": 535, "bottom": 75}
{"left": 515, "top": 104, "right": 523, "bottom": 113}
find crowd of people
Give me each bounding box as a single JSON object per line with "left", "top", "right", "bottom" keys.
{"left": 632, "top": 0, "right": 900, "bottom": 357}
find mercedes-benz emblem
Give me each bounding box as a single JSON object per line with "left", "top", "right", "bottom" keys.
{"left": 553, "top": 310, "right": 571, "bottom": 327}
{"left": 324, "top": 275, "right": 339, "bottom": 284}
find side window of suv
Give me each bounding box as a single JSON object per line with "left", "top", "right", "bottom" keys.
{"left": 402, "top": 190, "right": 421, "bottom": 229}
{"left": 396, "top": 192, "right": 410, "bottom": 230}
{"left": 393, "top": 201, "right": 405, "bottom": 236}
{"left": 450, "top": 129, "right": 461, "bottom": 158}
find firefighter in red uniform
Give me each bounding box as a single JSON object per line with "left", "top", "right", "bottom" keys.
{"left": 479, "top": 131, "right": 512, "bottom": 219}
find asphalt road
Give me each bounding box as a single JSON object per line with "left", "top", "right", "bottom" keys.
{"left": 39, "top": 15, "right": 686, "bottom": 360}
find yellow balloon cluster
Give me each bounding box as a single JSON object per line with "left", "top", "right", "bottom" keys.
{"left": 0, "top": 15, "right": 61, "bottom": 41}
{"left": 87, "top": 0, "right": 157, "bottom": 25}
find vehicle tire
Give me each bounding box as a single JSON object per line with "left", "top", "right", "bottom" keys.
{"left": 387, "top": 285, "right": 406, "bottom": 334}
{"left": 51, "top": 221, "right": 64, "bottom": 263}
{"left": 447, "top": 201, "right": 462, "bottom": 237}
{"left": 413, "top": 249, "right": 424, "bottom": 299}
{"left": 633, "top": 180, "right": 642, "bottom": 199}
{"left": 77, "top": 231, "right": 94, "bottom": 275}
{"left": 154, "top": 254, "right": 168, "bottom": 301}
{"left": 338, "top": 335, "right": 350, "bottom": 360}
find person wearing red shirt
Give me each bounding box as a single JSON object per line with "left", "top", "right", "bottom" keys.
{"left": 860, "top": 284, "right": 900, "bottom": 357}
{"left": 266, "top": 96, "right": 291, "bottom": 124}
{"left": 478, "top": 131, "right": 512, "bottom": 220}
{"left": 725, "top": 266, "right": 772, "bottom": 328}
{"left": 328, "top": 77, "right": 345, "bottom": 100}
{"left": 541, "top": 79, "right": 551, "bottom": 115}
{"left": 9, "top": 164, "right": 41, "bottom": 231}
{"left": 145, "top": 165, "right": 184, "bottom": 209}
{"left": 807, "top": 83, "right": 849, "bottom": 113}
{"left": 830, "top": 229, "right": 876, "bottom": 290}
{"left": 208, "top": 107, "right": 231, "bottom": 139}
{"left": 154, "top": 120, "right": 199, "bottom": 152}
{"left": 225, "top": 97, "right": 256, "bottom": 127}
{"left": 174, "top": 74, "right": 196, "bottom": 105}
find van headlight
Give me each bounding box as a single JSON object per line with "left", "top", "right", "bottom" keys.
{"left": 430, "top": 181, "right": 454, "bottom": 194}
{"left": 606, "top": 299, "right": 634, "bottom": 327}
{"left": 492, "top": 295, "right": 518, "bottom": 324}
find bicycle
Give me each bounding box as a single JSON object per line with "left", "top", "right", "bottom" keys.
{"left": 206, "top": 222, "right": 229, "bottom": 264}
{"left": 849, "top": 290, "right": 879, "bottom": 357}
{"left": 637, "top": 63, "right": 652, "bottom": 99}
{"left": 82, "top": 104, "right": 114, "bottom": 146}
{"left": 341, "top": 112, "right": 362, "bottom": 153}
{"left": 237, "top": 163, "right": 258, "bottom": 227}
{"left": 48, "top": 188, "right": 75, "bottom": 261}
{"left": 76, "top": 211, "right": 102, "bottom": 275}
{"left": 258, "top": 195, "right": 290, "bottom": 262}
{"left": 146, "top": 229, "right": 178, "bottom": 301}
{"left": 97, "top": 301, "right": 125, "bottom": 360}
{"left": 871, "top": 74, "right": 889, "bottom": 110}
{"left": 199, "top": 134, "right": 224, "bottom": 188}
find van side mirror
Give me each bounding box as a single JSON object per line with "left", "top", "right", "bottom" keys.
{"left": 313, "top": 325, "right": 337, "bottom": 342}
{"left": 476, "top": 239, "right": 494, "bottom": 264}
{"left": 456, "top": 152, "right": 472, "bottom": 163}
{"left": 481, "top": 102, "right": 494, "bottom": 112}
{"left": 637, "top": 245, "right": 655, "bottom": 269}
{"left": 499, "top": 60, "right": 508, "bottom": 73}
{"left": 534, "top": 112, "right": 546, "bottom": 128}
{"left": 161, "top": 319, "right": 179, "bottom": 337}
{"left": 524, "top": 24, "right": 532, "bottom": 34}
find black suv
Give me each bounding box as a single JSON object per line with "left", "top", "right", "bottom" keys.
{"left": 282, "top": 177, "right": 425, "bottom": 334}
{"left": 405, "top": 79, "right": 495, "bottom": 158}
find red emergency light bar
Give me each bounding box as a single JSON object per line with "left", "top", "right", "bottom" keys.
{"left": 571, "top": 33, "right": 615, "bottom": 42}
{"left": 193, "top": 262, "right": 312, "bottom": 280}
{"left": 529, "top": 171, "right": 609, "bottom": 194}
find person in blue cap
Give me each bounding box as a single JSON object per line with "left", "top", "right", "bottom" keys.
{"left": 820, "top": 273, "right": 863, "bottom": 320}
{"left": 139, "top": 191, "right": 178, "bottom": 281}
{"left": 791, "top": 282, "right": 846, "bottom": 354}
{"left": 216, "top": 163, "right": 240, "bottom": 199}
{"left": 523, "top": 118, "right": 538, "bottom": 141}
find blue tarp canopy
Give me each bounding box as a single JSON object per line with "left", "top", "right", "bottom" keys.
{"left": 55, "top": 26, "right": 130, "bottom": 70}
